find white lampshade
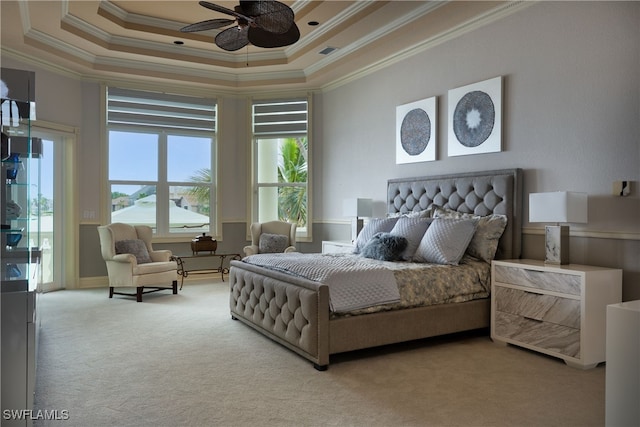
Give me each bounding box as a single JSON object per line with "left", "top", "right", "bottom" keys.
{"left": 529, "top": 192, "right": 588, "bottom": 224}
{"left": 343, "top": 198, "right": 373, "bottom": 218}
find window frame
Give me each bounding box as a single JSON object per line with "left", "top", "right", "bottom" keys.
{"left": 105, "top": 86, "right": 218, "bottom": 240}
{"left": 250, "top": 96, "right": 312, "bottom": 242}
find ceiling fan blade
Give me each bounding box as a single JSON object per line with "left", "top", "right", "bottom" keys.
{"left": 180, "top": 18, "right": 235, "bottom": 33}
{"left": 199, "top": 1, "right": 246, "bottom": 20}
{"left": 243, "top": 0, "right": 294, "bottom": 34}
{"left": 215, "top": 26, "right": 250, "bottom": 51}
{"left": 248, "top": 22, "right": 299, "bottom": 48}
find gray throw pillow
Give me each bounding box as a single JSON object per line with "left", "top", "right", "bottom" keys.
{"left": 354, "top": 217, "right": 399, "bottom": 254}
{"left": 413, "top": 218, "right": 478, "bottom": 265}
{"left": 360, "top": 232, "right": 408, "bottom": 261}
{"left": 388, "top": 216, "right": 433, "bottom": 261}
{"left": 114, "top": 239, "right": 152, "bottom": 264}
{"left": 433, "top": 206, "right": 507, "bottom": 263}
{"left": 259, "top": 233, "right": 289, "bottom": 253}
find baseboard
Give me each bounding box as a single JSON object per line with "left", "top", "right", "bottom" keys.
{"left": 78, "top": 276, "right": 109, "bottom": 289}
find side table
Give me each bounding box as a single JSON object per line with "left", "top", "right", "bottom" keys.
{"left": 171, "top": 253, "right": 241, "bottom": 289}
{"left": 491, "top": 259, "right": 622, "bottom": 369}
{"left": 321, "top": 240, "right": 355, "bottom": 254}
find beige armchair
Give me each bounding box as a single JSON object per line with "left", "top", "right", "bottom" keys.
{"left": 97, "top": 223, "right": 178, "bottom": 302}
{"left": 243, "top": 221, "right": 297, "bottom": 257}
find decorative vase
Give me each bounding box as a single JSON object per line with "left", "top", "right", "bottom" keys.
{"left": 5, "top": 152, "right": 21, "bottom": 182}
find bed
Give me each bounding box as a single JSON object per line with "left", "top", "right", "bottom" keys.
{"left": 229, "top": 168, "right": 523, "bottom": 370}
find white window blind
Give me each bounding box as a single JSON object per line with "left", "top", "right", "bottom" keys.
{"left": 252, "top": 99, "right": 307, "bottom": 136}
{"left": 108, "top": 87, "right": 216, "bottom": 132}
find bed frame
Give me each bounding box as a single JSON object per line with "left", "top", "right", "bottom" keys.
{"left": 229, "top": 168, "right": 522, "bottom": 370}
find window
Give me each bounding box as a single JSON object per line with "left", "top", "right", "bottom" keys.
{"left": 251, "top": 97, "right": 310, "bottom": 240}
{"left": 106, "top": 87, "right": 217, "bottom": 238}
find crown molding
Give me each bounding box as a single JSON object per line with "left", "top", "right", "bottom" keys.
{"left": 321, "top": 1, "right": 534, "bottom": 92}
{"left": 305, "top": 1, "right": 444, "bottom": 77}
{"left": 6, "top": 0, "right": 535, "bottom": 93}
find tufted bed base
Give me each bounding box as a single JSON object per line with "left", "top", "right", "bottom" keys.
{"left": 229, "top": 169, "right": 522, "bottom": 370}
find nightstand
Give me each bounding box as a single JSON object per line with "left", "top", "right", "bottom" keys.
{"left": 491, "top": 259, "right": 622, "bottom": 369}
{"left": 321, "top": 240, "right": 355, "bottom": 254}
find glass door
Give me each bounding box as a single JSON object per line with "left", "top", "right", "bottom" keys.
{"left": 30, "top": 129, "right": 58, "bottom": 291}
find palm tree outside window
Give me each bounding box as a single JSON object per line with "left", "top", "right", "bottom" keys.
{"left": 251, "top": 97, "right": 310, "bottom": 241}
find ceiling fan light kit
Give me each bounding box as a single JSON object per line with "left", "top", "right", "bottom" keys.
{"left": 180, "top": 0, "right": 300, "bottom": 51}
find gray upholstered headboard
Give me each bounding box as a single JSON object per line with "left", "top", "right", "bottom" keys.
{"left": 387, "top": 168, "right": 523, "bottom": 260}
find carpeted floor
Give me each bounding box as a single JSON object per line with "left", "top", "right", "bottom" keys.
{"left": 33, "top": 279, "right": 605, "bottom": 427}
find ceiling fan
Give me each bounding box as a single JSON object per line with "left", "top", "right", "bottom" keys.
{"left": 180, "top": 0, "right": 300, "bottom": 51}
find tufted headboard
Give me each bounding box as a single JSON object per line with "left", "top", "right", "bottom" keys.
{"left": 387, "top": 168, "right": 523, "bottom": 260}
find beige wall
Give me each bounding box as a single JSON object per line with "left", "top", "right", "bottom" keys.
{"left": 2, "top": 2, "right": 638, "bottom": 297}
{"left": 317, "top": 1, "right": 639, "bottom": 298}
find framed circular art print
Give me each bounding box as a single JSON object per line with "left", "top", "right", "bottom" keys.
{"left": 447, "top": 76, "right": 502, "bottom": 157}
{"left": 396, "top": 96, "right": 437, "bottom": 164}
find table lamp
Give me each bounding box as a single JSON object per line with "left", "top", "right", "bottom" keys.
{"left": 343, "top": 198, "right": 372, "bottom": 242}
{"left": 529, "top": 191, "right": 587, "bottom": 264}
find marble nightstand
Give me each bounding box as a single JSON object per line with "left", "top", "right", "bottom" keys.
{"left": 491, "top": 259, "right": 622, "bottom": 369}
{"left": 321, "top": 240, "right": 355, "bottom": 254}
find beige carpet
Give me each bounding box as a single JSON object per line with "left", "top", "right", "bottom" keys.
{"left": 34, "top": 279, "right": 605, "bottom": 427}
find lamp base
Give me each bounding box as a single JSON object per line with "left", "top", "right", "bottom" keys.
{"left": 351, "top": 218, "right": 364, "bottom": 243}
{"left": 545, "top": 225, "right": 570, "bottom": 265}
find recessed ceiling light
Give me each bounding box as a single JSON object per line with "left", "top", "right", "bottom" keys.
{"left": 174, "top": 40, "right": 184, "bottom": 45}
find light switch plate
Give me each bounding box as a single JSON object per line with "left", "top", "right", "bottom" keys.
{"left": 612, "top": 181, "right": 631, "bottom": 197}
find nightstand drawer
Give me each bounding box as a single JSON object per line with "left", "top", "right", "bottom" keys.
{"left": 494, "top": 286, "right": 580, "bottom": 329}
{"left": 494, "top": 311, "right": 580, "bottom": 358}
{"left": 494, "top": 265, "right": 581, "bottom": 296}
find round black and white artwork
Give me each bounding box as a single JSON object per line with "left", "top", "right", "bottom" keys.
{"left": 452, "top": 90, "right": 495, "bottom": 147}
{"left": 400, "top": 108, "right": 430, "bottom": 156}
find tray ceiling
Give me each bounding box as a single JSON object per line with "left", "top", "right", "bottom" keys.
{"left": 0, "top": 1, "right": 527, "bottom": 94}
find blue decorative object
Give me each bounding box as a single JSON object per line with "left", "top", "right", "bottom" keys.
{"left": 5, "top": 152, "right": 21, "bottom": 181}
{"left": 5, "top": 232, "right": 22, "bottom": 247}
{"left": 6, "top": 263, "right": 22, "bottom": 279}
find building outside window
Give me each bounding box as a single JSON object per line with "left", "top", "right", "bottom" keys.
{"left": 106, "top": 87, "right": 217, "bottom": 238}
{"left": 251, "top": 97, "right": 310, "bottom": 240}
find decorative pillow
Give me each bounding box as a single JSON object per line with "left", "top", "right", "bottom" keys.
{"left": 360, "top": 232, "right": 408, "bottom": 262}
{"left": 115, "top": 239, "right": 152, "bottom": 264}
{"left": 259, "top": 233, "right": 289, "bottom": 253}
{"left": 433, "top": 206, "right": 507, "bottom": 263}
{"left": 354, "top": 217, "right": 399, "bottom": 254}
{"left": 413, "top": 218, "right": 478, "bottom": 265}
{"left": 388, "top": 216, "right": 433, "bottom": 261}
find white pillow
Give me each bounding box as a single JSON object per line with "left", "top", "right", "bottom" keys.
{"left": 388, "top": 216, "right": 433, "bottom": 261}
{"left": 354, "top": 217, "right": 399, "bottom": 253}
{"left": 413, "top": 218, "right": 477, "bottom": 265}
